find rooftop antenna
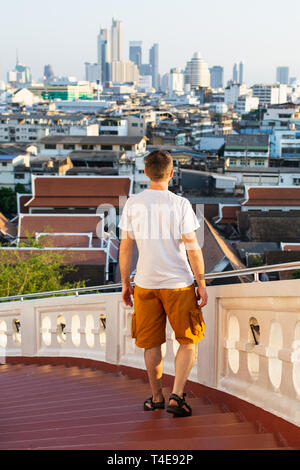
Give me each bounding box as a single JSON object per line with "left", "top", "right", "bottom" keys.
{"left": 16, "top": 48, "right": 19, "bottom": 65}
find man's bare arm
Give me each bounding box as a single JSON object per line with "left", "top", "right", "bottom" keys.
{"left": 182, "top": 232, "right": 208, "bottom": 307}
{"left": 119, "top": 230, "right": 134, "bottom": 307}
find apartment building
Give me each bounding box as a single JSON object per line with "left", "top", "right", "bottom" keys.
{"left": 0, "top": 150, "right": 30, "bottom": 189}
{"left": 251, "top": 84, "right": 288, "bottom": 106}
{"left": 270, "top": 129, "right": 300, "bottom": 160}
{"left": 99, "top": 118, "right": 128, "bottom": 136}
{"left": 0, "top": 113, "right": 97, "bottom": 143}
{"left": 224, "top": 134, "right": 270, "bottom": 169}
{"left": 262, "top": 104, "right": 300, "bottom": 129}
{"left": 235, "top": 95, "right": 259, "bottom": 116}
{"left": 38, "top": 135, "right": 147, "bottom": 156}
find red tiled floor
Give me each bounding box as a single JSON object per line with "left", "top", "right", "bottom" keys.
{"left": 0, "top": 363, "right": 298, "bottom": 450}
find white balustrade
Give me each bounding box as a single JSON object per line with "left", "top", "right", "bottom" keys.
{"left": 0, "top": 279, "right": 299, "bottom": 426}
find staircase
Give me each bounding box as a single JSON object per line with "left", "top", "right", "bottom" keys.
{"left": 0, "top": 363, "right": 298, "bottom": 450}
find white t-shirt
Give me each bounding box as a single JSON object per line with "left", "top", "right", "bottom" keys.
{"left": 118, "top": 189, "right": 200, "bottom": 289}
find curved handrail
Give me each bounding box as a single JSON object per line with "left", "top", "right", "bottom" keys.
{"left": 0, "top": 260, "right": 299, "bottom": 303}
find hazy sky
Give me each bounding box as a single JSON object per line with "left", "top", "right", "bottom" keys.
{"left": 1, "top": 0, "right": 300, "bottom": 86}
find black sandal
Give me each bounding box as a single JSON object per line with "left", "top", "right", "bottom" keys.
{"left": 144, "top": 396, "right": 165, "bottom": 411}
{"left": 166, "top": 393, "right": 192, "bottom": 417}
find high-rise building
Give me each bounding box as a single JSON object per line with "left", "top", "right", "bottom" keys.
{"left": 160, "top": 73, "right": 169, "bottom": 93}
{"left": 170, "top": 68, "right": 184, "bottom": 93}
{"left": 209, "top": 66, "right": 224, "bottom": 89}
{"left": 44, "top": 65, "right": 55, "bottom": 83}
{"left": 252, "top": 83, "right": 288, "bottom": 105}
{"left": 149, "top": 44, "right": 159, "bottom": 90}
{"left": 7, "top": 61, "right": 32, "bottom": 85}
{"left": 184, "top": 52, "right": 210, "bottom": 89}
{"left": 233, "top": 63, "right": 238, "bottom": 82}
{"left": 111, "top": 17, "right": 123, "bottom": 62}
{"left": 111, "top": 60, "right": 139, "bottom": 84}
{"left": 129, "top": 41, "right": 142, "bottom": 69}
{"left": 97, "top": 28, "right": 111, "bottom": 83}
{"left": 140, "top": 64, "right": 152, "bottom": 76}
{"left": 239, "top": 61, "right": 244, "bottom": 84}
{"left": 85, "top": 62, "right": 101, "bottom": 82}
{"left": 276, "top": 66, "right": 289, "bottom": 85}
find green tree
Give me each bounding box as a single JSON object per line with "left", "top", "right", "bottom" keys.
{"left": 0, "top": 235, "right": 86, "bottom": 298}
{"left": 292, "top": 269, "right": 300, "bottom": 280}
{"left": 0, "top": 184, "right": 30, "bottom": 218}
{"left": 0, "top": 187, "right": 17, "bottom": 217}
{"left": 251, "top": 254, "right": 264, "bottom": 267}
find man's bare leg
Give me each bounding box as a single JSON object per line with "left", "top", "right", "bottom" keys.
{"left": 144, "top": 346, "right": 164, "bottom": 407}
{"left": 170, "top": 343, "right": 196, "bottom": 409}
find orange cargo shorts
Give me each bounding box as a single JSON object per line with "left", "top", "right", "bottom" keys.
{"left": 131, "top": 284, "right": 205, "bottom": 349}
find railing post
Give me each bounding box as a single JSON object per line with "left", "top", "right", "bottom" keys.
{"left": 105, "top": 293, "right": 121, "bottom": 365}
{"left": 20, "top": 302, "right": 38, "bottom": 357}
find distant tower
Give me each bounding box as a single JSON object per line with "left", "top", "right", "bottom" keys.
{"left": 111, "top": 17, "right": 123, "bottom": 62}
{"left": 129, "top": 41, "right": 142, "bottom": 69}
{"left": 239, "top": 61, "right": 244, "bottom": 84}
{"left": 276, "top": 66, "right": 289, "bottom": 85}
{"left": 233, "top": 63, "right": 238, "bottom": 82}
{"left": 149, "top": 43, "right": 159, "bottom": 90}
{"left": 170, "top": 68, "right": 184, "bottom": 93}
{"left": 209, "top": 66, "right": 224, "bottom": 89}
{"left": 184, "top": 52, "right": 210, "bottom": 88}
{"left": 44, "top": 64, "right": 55, "bottom": 83}
{"left": 97, "top": 28, "right": 111, "bottom": 83}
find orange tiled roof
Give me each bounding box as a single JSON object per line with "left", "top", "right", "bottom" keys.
{"left": 282, "top": 244, "right": 300, "bottom": 251}
{"left": 214, "top": 205, "right": 241, "bottom": 224}
{"left": 25, "top": 177, "right": 131, "bottom": 209}
{"left": 243, "top": 187, "right": 300, "bottom": 206}
{"left": 0, "top": 212, "right": 17, "bottom": 238}
{"left": 19, "top": 214, "right": 103, "bottom": 248}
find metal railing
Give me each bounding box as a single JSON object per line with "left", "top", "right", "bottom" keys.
{"left": 0, "top": 261, "right": 299, "bottom": 304}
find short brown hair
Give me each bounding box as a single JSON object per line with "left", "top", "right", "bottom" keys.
{"left": 145, "top": 151, "right": 173, "bottom": 182}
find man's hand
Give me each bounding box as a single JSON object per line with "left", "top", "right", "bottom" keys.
{"left": 196, "top": 286, "right": 208, "bottom": 308}
{"left": 122, "top": 283, "right": 134, "bottom": 307}
{"left": 119, "top": 231, "right": 134, "bottom": 307}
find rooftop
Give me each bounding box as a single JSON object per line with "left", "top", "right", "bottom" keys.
{"left": 225, "top": 134, "right": 269, "bottom": 149}
{"left": 39, "top": 136, "right": 147, "bottom": 145}
{"left": 19, "top": 214, "right": 103, "bottom": 248}
{"left": 242, "top": 186, "right": 300, "bottom": 206}
{"left": 24, "top": 176, "right": 132, "bottom": 209}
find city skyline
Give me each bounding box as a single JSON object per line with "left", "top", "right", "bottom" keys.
{"left": 1, "top": 0, "right": 300, "bottom": 86}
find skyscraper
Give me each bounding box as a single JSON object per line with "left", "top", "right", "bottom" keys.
{"left": 233, "top": 63, "right": 238, "bottom": 82}
{"left": 239, "top": 61, "right": 244, "bottom": 84}
{"left": 85, "top": 62, "right": 101, "bottom": 82}
{"left": 149, "top": 43, "right": 159, "bottom": 90}
{"left": 139, "top": 64, "right": 152, "bottom": 76}
{"left": 276, "top": 66, "right": 289, "bottom": 85}
{"left": 184, "top": 52, "right": 210, "bottom": 89}
{"left": 111, "top": 60, "right": 139, "bottom": 84}
{"left": 129, "top": 41, "right": 142, "bottom": 69}
{"left": 209, "top": 66, "right": 224, "bottom": 89}
{"left": 7, "top": 60, "right": 32, "bottom": 84}
{"left": 44, "top": 64, "right": 55, "bottom": 84}
{"left": 170, "top": 68, "right": 184, "bottom": 93}
{"left": 97, "top": 28, "right": 111, "bottom": 83}
{"left": 111, "top": 17, "right": 123, "bottom": 62}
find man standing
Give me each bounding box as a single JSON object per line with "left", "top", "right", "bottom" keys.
{"left": 119, "top": 151, "right": 207, "bottom": 417}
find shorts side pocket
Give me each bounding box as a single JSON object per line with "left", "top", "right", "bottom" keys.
{"left": 189, "top": 307, "right": 205, "bottom": 339}
{"left": 131, "top": 313, "right": 137, "bottom": 339}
